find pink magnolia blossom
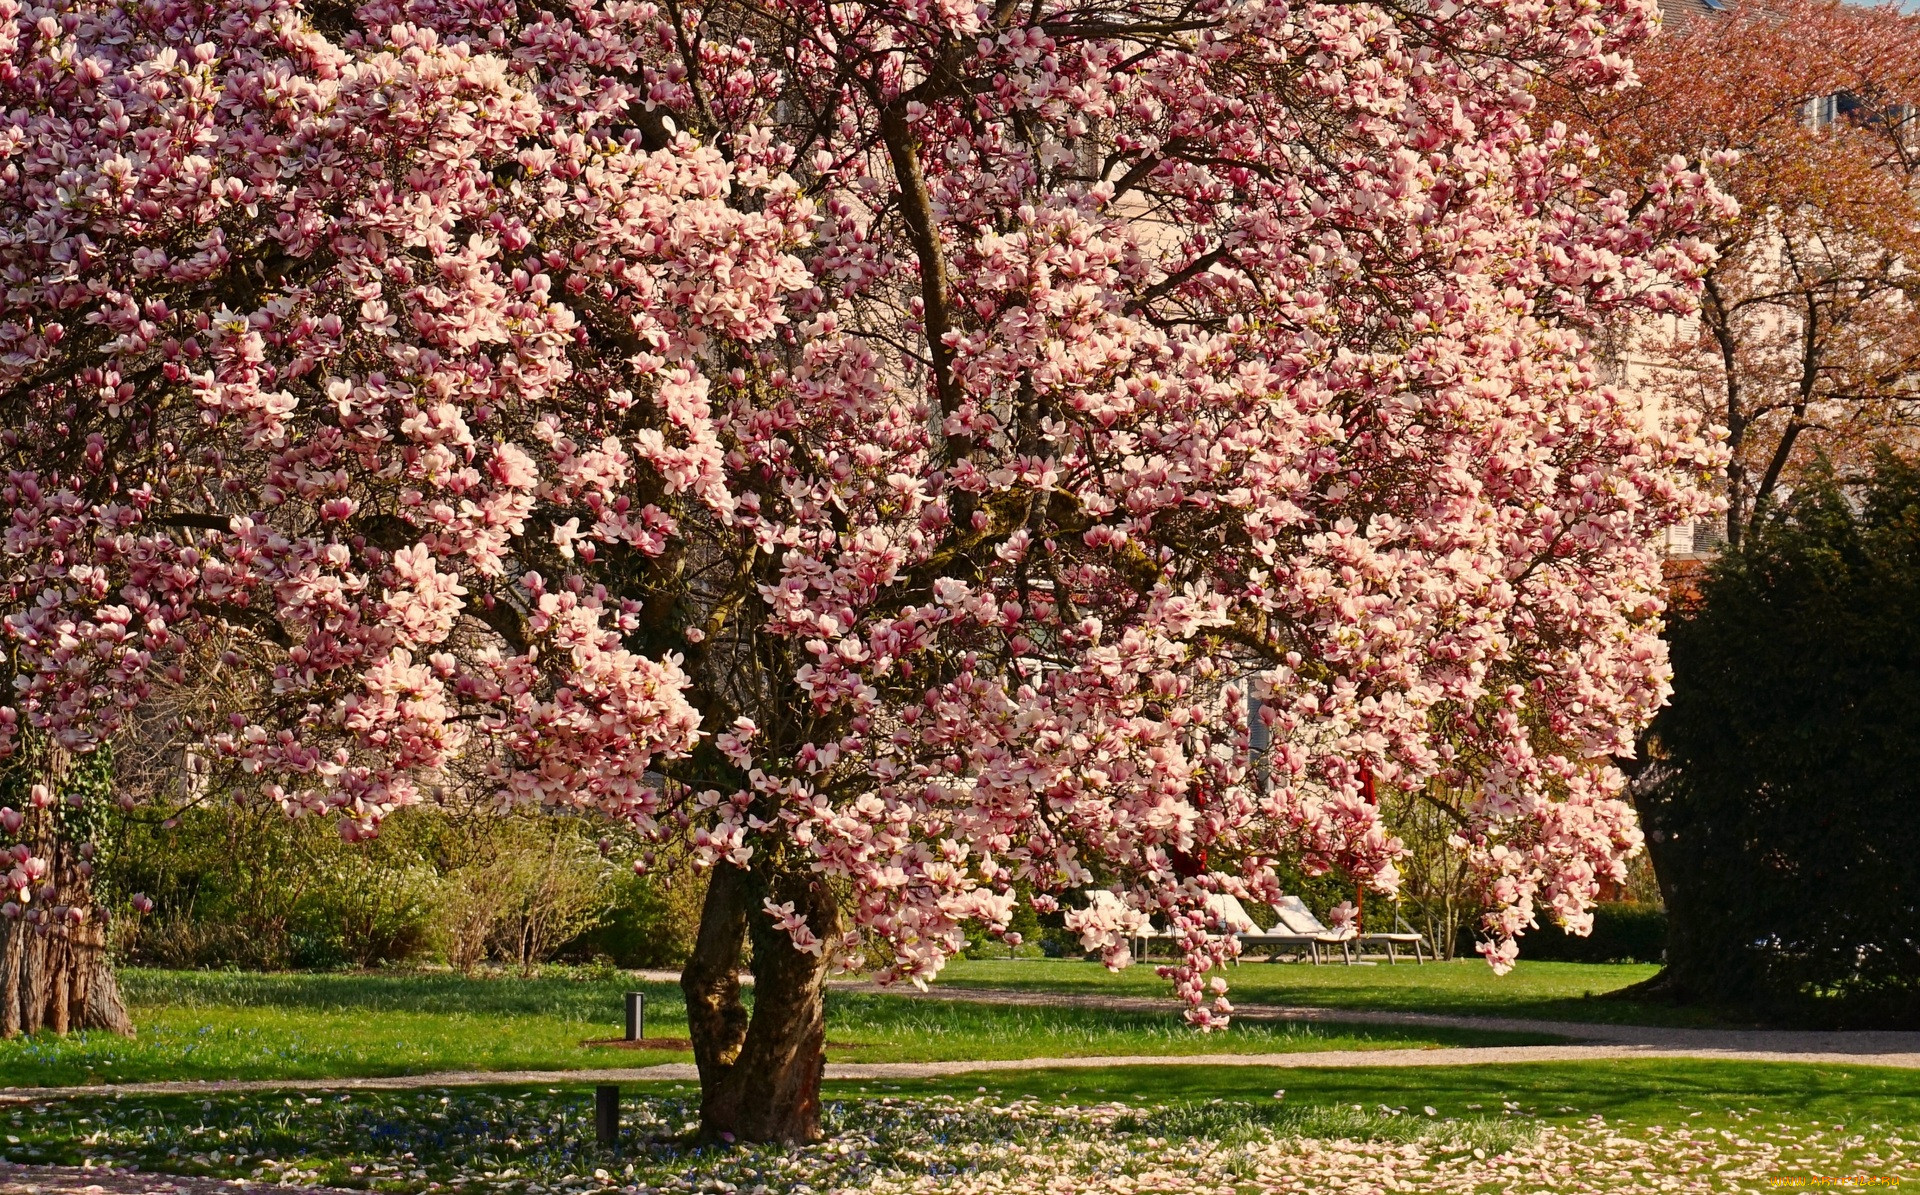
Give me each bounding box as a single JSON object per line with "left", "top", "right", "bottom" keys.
{"left": 0, "top": 0, "right": 1724, "bottom": 1032}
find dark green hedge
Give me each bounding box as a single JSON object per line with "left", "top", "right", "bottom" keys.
{"left": 1511, "top": 902, "right": 1667, "bottom": 964}
{"left": 1640, "top": 453, "right": 1920, "bottom": 1028}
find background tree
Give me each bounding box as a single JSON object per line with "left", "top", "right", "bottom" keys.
{"left": 1564, "top": 0, "right": 1920, "bottom": 550}
{"left": 0, "top": 0, "right": 1723, "bottom": 1140}
{"left": 1639, "top": 451, "right": 1920, "bottom": 1026}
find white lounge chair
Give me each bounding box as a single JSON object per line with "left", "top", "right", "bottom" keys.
{"left": 1203, "top": 892, "right": 1260, "bottom": 933}
{"left": 1272, "top": 895, "right": 1427, "bottom": 964}
{"left": 1356, "top": 911, "right": 1430, "bottom": 964}
{"left": 1212, "top": 893, "right": 1352, "bottom": 965}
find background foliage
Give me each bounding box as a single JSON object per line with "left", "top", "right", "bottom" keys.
{"left": 109, "top": 804, "right": 707, "bottom": 973}
{"left": 1641, "top": 452, "right": 1920, "bottom": 1026}
{"left": 1503, "top": 903, "right": 1667, "bottom": 966}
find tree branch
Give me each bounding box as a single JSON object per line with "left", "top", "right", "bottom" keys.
{"left": 875, "top": 97, "right": 968, "bottom": 460}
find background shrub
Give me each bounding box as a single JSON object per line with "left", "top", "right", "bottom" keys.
{"left": 107, "top": 803, "right": 673, "bottom": 973}
{"left": 1639, "top": 452, "right": 1920, "bottom": 1027}
{"left": 562, "top": 858, "right": 708, "bottom": 969}
{"left": 1497, "top": 902, "right": 1668, "bottom": 965}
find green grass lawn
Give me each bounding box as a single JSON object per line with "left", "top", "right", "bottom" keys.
{"left": 935, "top": 956, "right": 1726, "bottom": 1025}
{"left": 3, "top": 1061, "right": 1914, "bottom": 1193}
{"left": 867, "top": 1057, "right": 1920, "bottom": 1133}
{"left": 0, "top": 969, "right": 1554, "bottom": 1088}
{"left": 2, "top": 966, "right": 1905, "bottom": 1191}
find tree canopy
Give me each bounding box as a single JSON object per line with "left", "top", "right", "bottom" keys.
{"left": 0, "top": 0, "right": 1723, "bottom": 1137}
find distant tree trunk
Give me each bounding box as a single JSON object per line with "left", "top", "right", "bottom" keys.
{"left": 1618, "top": 770, "right": 1717, "bottom": 1008}
{"left": 0, "top": 753, "right": 134, "bottom": 1039}
{"left": 681, "top": 863, "right": 838, "bottom": 1143}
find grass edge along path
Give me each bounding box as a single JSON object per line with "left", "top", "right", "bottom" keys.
{"left": 933, "top": 957, "right": 1712, "bottom": 1025}
{"left": 890, "top": 984, "right": 1920, "bottom": 1054}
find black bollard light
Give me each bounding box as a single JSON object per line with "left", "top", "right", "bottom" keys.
{"left": 624, "top": 991, "right": 645, "bottom": 1042}
{"left": 595, "top": 1084, "right": 621, "bottom": 1147}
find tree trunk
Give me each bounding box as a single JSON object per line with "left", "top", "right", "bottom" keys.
{"left": 681, "top": 864, "right": 839, "bottom": 1144}
{"left": 0, "top": 916, "right": 20, "bottom": 1038}
{"left": 1618, "top": 772, "right": 1715, "bottom": 1009}
{"left": 0, "top": 754, "right": 134, "bottom": 1039}
{"left": 1610, "top": 828, "right": 1697, "bottom": 1004}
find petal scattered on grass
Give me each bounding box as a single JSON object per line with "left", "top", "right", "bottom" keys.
{"left": 0, "top": 1088, "right": 1912, "bottom": 1193}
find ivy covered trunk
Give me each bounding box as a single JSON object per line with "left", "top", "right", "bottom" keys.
{"left": 1, "top": 749, "right": 134, "bottom": 1040}
{"left": 681, "top": 864, "right": 839, "bottom": 1144}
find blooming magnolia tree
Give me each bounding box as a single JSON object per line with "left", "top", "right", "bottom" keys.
{"left": 0, "top": 0, "right": 1723, "bottom": 1139}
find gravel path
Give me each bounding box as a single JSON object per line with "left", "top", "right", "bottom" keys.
{"left": 0, "top": 1162, "right": 348, "bottom": 1194}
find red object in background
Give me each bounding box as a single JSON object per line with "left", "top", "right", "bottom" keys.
{"left": 1356, "top": 764, "right": 1377, "bottom": 934}
{"left": 1172, "top": 776, "right": 1212, "bottom": 878}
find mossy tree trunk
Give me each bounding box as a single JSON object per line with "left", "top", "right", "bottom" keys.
{"left": 1, "top": 748, "right": 133, "bottom": 1039}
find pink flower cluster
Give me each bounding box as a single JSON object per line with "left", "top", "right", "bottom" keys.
{"left": 0, "top": 0, "right": 809, "bottom": 842}
{"left": 0, "top": 0, "right": 1726, "bottom": 1012}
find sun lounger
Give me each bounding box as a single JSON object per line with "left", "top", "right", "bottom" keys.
{"left": 1272, "top": 895, "right": 1428, "bottom": 964}
{"left": 1212, "top": 893, "right": 1352, "bottom": 965}
{"left": 1354, "top": 912, "right": 1429, "bottom": 964}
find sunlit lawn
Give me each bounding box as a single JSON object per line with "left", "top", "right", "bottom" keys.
{"left": 934, "top": 957, "right": 1726, "bottom": 1025}
{"left": 1, "top": 970, "right": 1909, "bottom": 1192}
{"left": 0, "top": 969, "right": 1556, "bottom": 1088}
